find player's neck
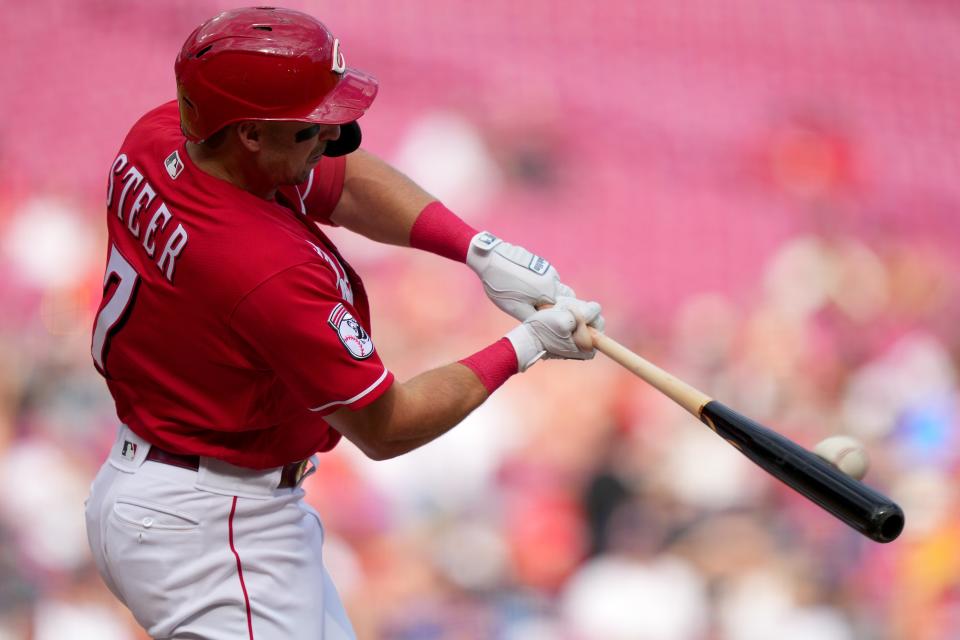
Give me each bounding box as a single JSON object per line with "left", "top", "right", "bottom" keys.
{"left": 185, "top": 142, "right": 278, "bottom": 201}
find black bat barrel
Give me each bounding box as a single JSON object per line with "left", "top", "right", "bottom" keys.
{"left": 700, "top": 401, "right": 905, "bottom": 543}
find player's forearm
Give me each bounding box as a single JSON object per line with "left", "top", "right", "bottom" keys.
{"left": 380, "top": 363, "right": 493, "bottom": 457}
{"left": 327, "top": 362, "right": 491, "bottom": 460}
{"left": 326, "top": 308, "right": 596, "bottom": 461}
{"left": 326, "top": 336, "right": 519, "bottom": 460}
{"left": 332, "top": 150, "right": 480, "bottom": 262}
{"left": 331, "top": 149, "right": 436, "bottom": 245}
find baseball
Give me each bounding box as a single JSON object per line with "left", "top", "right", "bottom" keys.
{"left": 813, "top": 435, "right": 870, "bottom": 480}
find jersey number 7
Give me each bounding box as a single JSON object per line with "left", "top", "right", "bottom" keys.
{"left": 92, "top": 244, "right": 141, "bottom": 376}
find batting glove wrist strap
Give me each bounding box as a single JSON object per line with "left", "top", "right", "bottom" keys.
{"left": 466, "top": 232, "right": 575, "bottom": 321}
{"left": 505, "top": 324, "right": 547, "bottom": 372}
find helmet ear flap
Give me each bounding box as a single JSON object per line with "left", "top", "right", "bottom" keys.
{"left": 323, "top": 121, "right": 362, "bottom": 157}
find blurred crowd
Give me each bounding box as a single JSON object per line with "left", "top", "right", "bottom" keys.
{"left": 1, "top": 197, "right": 957, "bottom": 640}
{"left": 2, "top": 0, "right": 959, "bottom": 638}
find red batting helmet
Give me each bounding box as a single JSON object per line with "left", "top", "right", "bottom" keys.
{"left": 174, "top": 6, "right": 378, "bottom": 143}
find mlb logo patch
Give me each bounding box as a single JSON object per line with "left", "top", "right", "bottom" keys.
{"left": 328, "top": 303, "right": 375, "bottom": 360}
{"left": 164, "top": 150, "right": 184, "bottom": 180}
{"left": 121, "top": 440, "right": 138, "bottom": 460}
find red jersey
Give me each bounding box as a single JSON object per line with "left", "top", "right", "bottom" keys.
{"left": 92, "top": 101, "right": 394, "bottom": 468}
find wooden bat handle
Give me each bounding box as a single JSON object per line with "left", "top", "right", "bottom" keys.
{"left": 533, "top": 303, "right": 711, "bottom": 417}
{"left": 589, "top": 328, "right": 713, "bottom": 418}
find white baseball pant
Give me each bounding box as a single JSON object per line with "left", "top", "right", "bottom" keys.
{"left": 84, "top": 425, "right": 355, "bottom": 639}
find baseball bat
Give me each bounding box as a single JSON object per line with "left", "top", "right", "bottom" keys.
{"left": 589, "top": 330, "right": 905, "bottom": 543}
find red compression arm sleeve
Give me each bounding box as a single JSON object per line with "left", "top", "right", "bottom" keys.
{"left": 408, "top": 201, "right": 479, "bottom": 263}
{"left": 459, "top": 338, "right": 519, "bottom": 394}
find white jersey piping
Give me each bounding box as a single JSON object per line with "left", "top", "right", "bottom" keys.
{"left": 309, "top": 369, "right": 389, "bottom": 413}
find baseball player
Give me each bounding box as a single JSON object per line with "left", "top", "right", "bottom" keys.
{"left": 84, "top": 7, "right": 603, "bottom": 639}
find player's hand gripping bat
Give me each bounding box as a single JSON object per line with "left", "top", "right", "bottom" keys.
{"left": 573, "top": 319, "right": 905, "bottom": 543}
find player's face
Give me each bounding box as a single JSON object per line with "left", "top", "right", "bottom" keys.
{"left": 258, "top": 121, "right": 341, "bottom": 185}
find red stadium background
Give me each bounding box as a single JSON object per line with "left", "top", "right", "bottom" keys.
{"left": 0, "top": 1, "right": 958, "bottom": 638}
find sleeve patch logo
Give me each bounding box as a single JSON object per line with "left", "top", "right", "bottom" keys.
{"left": 328, "top": 303, "right": 374, "bottom": 359}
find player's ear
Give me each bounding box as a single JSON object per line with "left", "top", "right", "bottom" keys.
{"left": 235, "top": 121, "right": 263, "bottom": 152}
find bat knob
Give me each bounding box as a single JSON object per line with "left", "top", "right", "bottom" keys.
{"left": 569, "top": 310, "right": 595, "bottom": 351}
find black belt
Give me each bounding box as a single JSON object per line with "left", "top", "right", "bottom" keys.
{"left": 145, "top": 446, "right": 307, "bottom": 489}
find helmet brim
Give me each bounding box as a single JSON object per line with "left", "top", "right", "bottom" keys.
{"left": 298, "top": 67, "right": 379, "bottom": 125}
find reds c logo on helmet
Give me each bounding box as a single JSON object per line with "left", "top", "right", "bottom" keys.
{"left": 174, "top": 7, "right": 378, "bottom": 144}
{"left": 331, "top": 39, "right": 346, "bottom": 75}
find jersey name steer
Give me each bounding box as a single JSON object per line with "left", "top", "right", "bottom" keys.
{"left": 107, "top": 153, "right": 189, "bottom": 282}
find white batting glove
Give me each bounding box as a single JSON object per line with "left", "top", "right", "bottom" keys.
{"left": 504, "top": 300, "right": 602, "bottom": 372}
{"left": 466, "top": 232, "right": 575, "bottom": 321}
{"left": 553, "top": 295, "right": 606, "bottom": 335}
